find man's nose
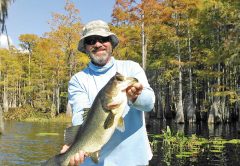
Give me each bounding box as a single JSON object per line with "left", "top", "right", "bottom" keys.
{"left": 94, "top": 41, "right": 103, "bottom": 46}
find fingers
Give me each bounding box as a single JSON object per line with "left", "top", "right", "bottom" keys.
{"left": 127, "top": 83, "right": 143, "bottom": 102}
{"left": 79, "top": 151, "right": 85, "bottom": 164}
{"left": 60, "top": 145, "right": 69, "bottom": 153}
{"left": 127, "top": 83, "right": 143, "bottom": 96}
{"left": 127, "top": 87, "right": 137, "bottom": 97}
{"left": 69, "top": 151, "right": 85, "bottom": 166}
{"left": 60, "top": 145, "right": 86, "bottom": 166}
{"left": 69, "top": 153, "right": 78, "bottom": 166}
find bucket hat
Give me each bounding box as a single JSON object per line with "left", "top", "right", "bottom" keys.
{"left": 78, "top": 20, "right": 119, "bottom": 53}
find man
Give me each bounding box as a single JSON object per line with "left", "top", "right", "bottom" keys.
{"left": 62, "top": 20, "right": 155, "bottom": 166}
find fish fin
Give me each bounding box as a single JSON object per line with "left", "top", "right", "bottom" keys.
{"left": 82, "top": 108, "right": 91, "bottom": 122}
{"left": 89, "top": 151, "right": 100, "bottom": 163}
{"left": 104, "top": 112, "right": 115, "bottom": 129}
{"left": 116, "top": 117, "right": 125, "bottom": 132}
{"left": 64, "top": 108, "right": 89, "bottom": 145}
{"left": 64, "top": 125, "right": 81, "bottom": 145}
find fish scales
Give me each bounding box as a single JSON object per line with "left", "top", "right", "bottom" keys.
{"left": 42, "top": 72, "right": 138, "bottom": 166}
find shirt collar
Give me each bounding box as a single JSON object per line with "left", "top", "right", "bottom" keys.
{"left": 88, "top": 57, "right": 115, "bottom": 73}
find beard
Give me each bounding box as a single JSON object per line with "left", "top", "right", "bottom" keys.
{"left": 87, "top": 45, "right": 112, "bottom": 66}
{"left": 89, "top": 51, "right": 110, "bottom": 66}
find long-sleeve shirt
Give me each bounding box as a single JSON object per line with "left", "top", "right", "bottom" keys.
{"left": 68, "top": 57, "right": 155, "bottom": 166}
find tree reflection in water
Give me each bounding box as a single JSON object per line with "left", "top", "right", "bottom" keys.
{"left": 148, "top": 119, "right": 240, "bottom": 166}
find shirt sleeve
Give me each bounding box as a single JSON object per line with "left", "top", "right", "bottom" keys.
{"left": 68, "top": 74, "right": 91, "bottom": 126}
{"left": 128, "top": 62, "right": 155, "bottom": 112}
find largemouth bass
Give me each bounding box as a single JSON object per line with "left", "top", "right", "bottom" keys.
{"left": 42, "top": 72, "right": 138, "bottom": 166}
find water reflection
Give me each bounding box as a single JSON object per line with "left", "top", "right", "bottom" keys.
{"left": 148, "top": 119, "right": 240, "bottom": 166}
{"left": 1, "top": 120, "right": 240, "bottom": 166}
{"left": 148, "top": 119, "right": 240, "bottom": 139}
{"left": 0, "top": 121, "right": 70, "bottom": 166}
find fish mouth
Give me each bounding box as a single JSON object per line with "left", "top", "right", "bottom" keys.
{"left": 132, "top": 77, "right": 138, "bottom": 82}
{"left": 115, "top": 72, "right": 138, "bottom": 83}
{"left": 126, "top": 77, "right": 138, "bottom": 84}
{"left": 118, "top": 77, "right": 138, "bottom": 91}
{"left": 114, "top": 73, "right": 138, "bottom": 91}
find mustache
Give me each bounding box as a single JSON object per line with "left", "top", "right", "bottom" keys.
{"left": 90, "top": 46, "right": 104, "bottom": 53}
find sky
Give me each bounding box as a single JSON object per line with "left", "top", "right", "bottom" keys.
{"left": 3, "top": 0, "right": 115, "bottom": 48}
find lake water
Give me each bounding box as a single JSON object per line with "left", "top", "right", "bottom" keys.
{"left": 0, "top": 121, "right": 70, "bottom": 166}
{"left": 0, "top": 120, "right": 240, "bottom": 165}
{"left": 148, "top": 119, "right": 240, "bottom": 166}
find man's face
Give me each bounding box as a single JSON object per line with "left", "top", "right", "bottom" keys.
{"left": 85, "top": 35, "right": 113, "bottom": 66}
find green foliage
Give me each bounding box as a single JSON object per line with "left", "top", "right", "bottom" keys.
{"left": 149, "top": 126, "right": 240, "bottom": 165}
{"left": 4, "top": 106, "right": 37, "bottom": 121}
{"left": 111, "top": 24, "right": 142, "bottom": 63}
{"left": 0, "top": 1, "right": 88, "bottom": 117}
{"left": 1, "top": 0, "right": 240, "bottom": 121}
{"left": 24, "top": 113, "right": 71, "bottom": 123}
{"left": 111, "top": 0, "right": 240, "bottom": 121}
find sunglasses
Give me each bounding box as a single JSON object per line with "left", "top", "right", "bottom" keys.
{"left": 85, "top": 36, "right": 111, "bottom": 45}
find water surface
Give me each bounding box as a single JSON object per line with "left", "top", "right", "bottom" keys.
{"left": 1, "top": 120, "right": 240, "bottom": 165}
{"left": 148, "top": 119, "right": 240, "bottom": 166}
{"left": 0, "top": 121, "right": 70, "bottom": 165}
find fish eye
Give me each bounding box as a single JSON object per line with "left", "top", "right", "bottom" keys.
{"left": 115, "top": 72, "right": 124, "bottom": 81}
{"left": 115, "top": 75, "right": 124, "bottom": 81}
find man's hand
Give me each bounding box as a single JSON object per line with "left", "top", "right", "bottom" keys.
{"left": 60, "top": 145, "right": 86, "bottom": 166}
{"left": 126, "top": 82, "right": 143, "bottom": 103}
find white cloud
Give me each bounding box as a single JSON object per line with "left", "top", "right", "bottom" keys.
{"left": 0, "top": 34, "right": 13, "bottom": 49}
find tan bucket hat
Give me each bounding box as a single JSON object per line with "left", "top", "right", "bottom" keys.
{"left": 78, "top": 20, "right": 119, "bottom": 53}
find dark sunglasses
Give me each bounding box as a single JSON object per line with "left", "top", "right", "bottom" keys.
{"left": 85, "top": 36, "right": 111, "bottom": 45}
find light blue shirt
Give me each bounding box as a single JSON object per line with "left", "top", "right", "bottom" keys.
{"left": 68, "top": 57, "right": 155, "bottom": 166}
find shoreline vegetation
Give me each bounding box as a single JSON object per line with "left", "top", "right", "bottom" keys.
{"left": 0, "top": 0, "right": 239, "bottom": 126}
{"left": 3, "top": 106, "right": 72, "bottom": 123}
{"left": 149, "top": 126, "right": 240, "bottom": 166}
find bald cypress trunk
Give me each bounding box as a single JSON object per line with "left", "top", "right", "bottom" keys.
{"left": 186, "top": 21, "right": 196, "bottom": 123}
{"left": 0, "top": 105, "right": 4, "bottom": 134}
{"left": 175, "top": 40, "right": 184, "bottom": 123}
{"left": 3, "top": 75, "right": 8, "bottom": 112}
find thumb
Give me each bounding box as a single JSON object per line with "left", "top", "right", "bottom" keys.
{"left": 60, "top": 145, "right": 70, "bottom": 153}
